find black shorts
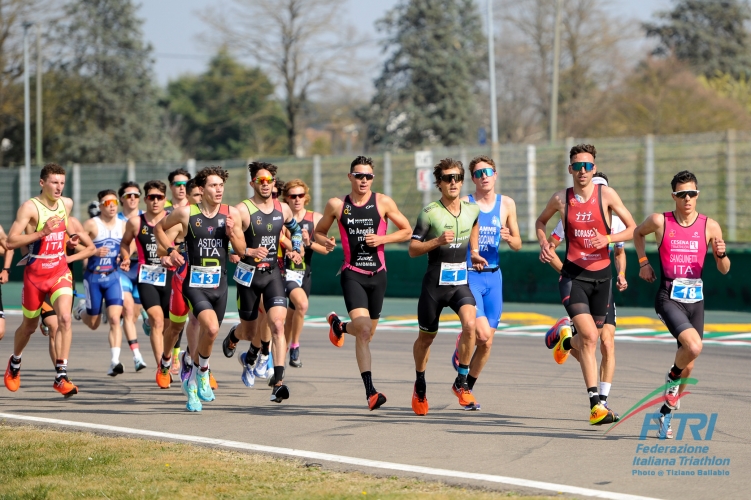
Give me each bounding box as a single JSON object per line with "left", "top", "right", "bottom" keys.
{"left": 655, "top": 286, "right": 704, "bottom": 347}
{"left": 285, "top": 269, "right": 312, "bottom": 311}
{"left": 137, "top": 269, "right": 174, "bottom": 319}
{"left": 340, "top": 269, "right": 387, "bottom": 319}
{"left": 0, "top": 285, "right": 4, "bottom": 319}
{"left": 417, "top": 274, "right": 476, "bottom": 334}
{"left": 237, "top": 267, "right": 287, "bottom": 322}
{"left": 605, "top": 295, "right": 616, "bottom": 327}
{"left": 183, "top": 274, "right": 229, "bottom": 325}
{"left": 559, "top": 275, "right": 612, "bottom": 328}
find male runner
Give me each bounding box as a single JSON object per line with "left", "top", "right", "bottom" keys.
{"left": 544, "top": 172, "right": 627, "bottom": 409}
{"left": 165, "top": 168, "right": 191, "bottom": 211}
{"left": 634, "top": 170, "right": 730, "bottom": 438}
{"left": 118, "top": 182, "right": 145, "bottom": 342}
{"left": 0, "top": 225, "right": 14, "bottom": 343}
{"left": 74, "top": 189, "right": 146, "bottom": 375}
{"left": 409, "top": 158, "right": 485, "bottom": 415}
{"left": 448, "top": 156, "right": 521, "bottom": 409}
{"left": 156, "top": 166, "right": 245, "bottom": 411}
{"left": 536, "top": 144, "right": 636, "bottom": 424}
{"left": 5, "top": 164, "right": 95, "bottom": 397}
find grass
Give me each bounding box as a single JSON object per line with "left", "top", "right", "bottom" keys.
{"left": 0, "top": 424, "right": 559, "bottom": 500}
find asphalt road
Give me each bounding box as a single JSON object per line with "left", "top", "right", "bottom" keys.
{"left": 0, "top": 314, "right": 748, "bottom": 500}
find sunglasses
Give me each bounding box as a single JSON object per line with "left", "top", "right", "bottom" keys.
{"left": 351, "top": 172, "right": 375, "bottom": 181}
{"left": 571, "top": 162, "right": 595, "bottom": 172}
{"left": 672, "top": 190, "right": 700, "bottom": 199}
{"left": 121, "top": 193, "right": 140, "bottom": 199}
{"left": 440, "top": 173, "right": 464, "bottom": 183}
{"left": 146, "top": 194, "right": 165, "bottom": 201}
{"left": 472, "top": 167, "right": 495, "bottom": 179}
{"left": 171, "top": 180, "right": 187, "bottom": 187}
{"left": 286, "top": 193, "right": 305, "bottom": 200}
{"left": 100, "top": 199, "right": 118, "bottom": 207}
{"left": 254, "top": 176, "right": 274, "bottom": 185}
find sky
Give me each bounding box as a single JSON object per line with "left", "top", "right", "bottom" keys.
{"left": 139, "top": 0, "right": 670, "bottom": 87}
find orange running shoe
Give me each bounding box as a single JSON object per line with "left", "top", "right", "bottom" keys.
{"left": 327, "top": 312, "right": 344, "bottom": 347}
{"left": 209, "top": 370, "right": 218, "bottom": 390}
{"left": 156, "top": 366, "right": 171, "bottom": 389}
{"left": 368, "top": 392, "right": 387, "bottom": 411}
{"left": 4, "top": 356, "right": 20, "bottom": 392}
{"left": 553, "top": 325, "right": 572, "bottom": 365}
{"left": 451, "top": 383, "right": 476, "bottom": 407}
{"left": 411, "top": 385, "right": 429, "bottom": 415}
{"left": 53, "top": 375, "right": 78, "bottom": 398}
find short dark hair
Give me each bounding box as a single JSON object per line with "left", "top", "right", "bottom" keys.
{"left": 118, "top": 181, "right": 141, "bottom": 198}
{"left": 97, "top": 189, "right": 117, "bottom": 201}
{"left": 248, "top": 161, "right": 277, "bottom": 179}
{"left": 40, "top": 163, "right": 65, "bottom": 180}
{"left": 186, "top": 178, "right": 199, "bottom": 193}
{"left": 468, "top": 155, "right": 496, "bottom": 173}
{"left": 168, "top": 168, "right": 191, "bottom": 183}
{"left": 569, "top": 144, "right": 597, "bottom": 162}
{"left": 350, "top": 156, "right": 374, "bottom": 173}
{"left": 433, "top": 158, "right": 464, "bottom": 188}
{"left": 593, "top": 171, "right": 609, "bottom": 184}
{"left": 195, "top": 166, "right": 229, "bottom": 187}
{"left": 143, "top": 180, "right": 167, "bottom": 194}
{"left": 274, "top": 178, "right": 285, "bottom": 192}
{"left": 671, "top": 170, "right": 698, "bottom": 191}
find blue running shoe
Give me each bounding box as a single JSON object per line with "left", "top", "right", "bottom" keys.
{"left": 253, "top": 354, "right": 271, "bottom": 379}
{"left": 196, "top": 369, "right": 215, "bottom": 402}
{"left": 180, "top": 351, "right": 191, "bottom": 384}
{"left": 545, "top": 316, "right": 571, "bottom": 349}
{"left": 239, "top": 352, "right": 255, "bottom": 388}
{"left": 183, "top": 377, "right": 202, "bottom": 412}
{"left": 451, "top": 333, "right": 460, "bottom": 371}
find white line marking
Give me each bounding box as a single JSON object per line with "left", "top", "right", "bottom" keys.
{"left": 0, "top": 412, "right": 659, "bottom": 500}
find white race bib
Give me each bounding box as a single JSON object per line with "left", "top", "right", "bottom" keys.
{"left": 233, "top": 262, "right": 255, "bottom": 287}
{"left": 189, "top": 265, "right": 221, "bottom": 288}
{"left": 670, "top": 278, "right": 704, "bottom": 304}
{"left": 285, "top": 269, "right": 304, "bottom": 286}
{"left": 138, "top": 264, "right": 167, "bottom": 286}
{"left": 439, "top": 262, "right": 468, "bottom": 286}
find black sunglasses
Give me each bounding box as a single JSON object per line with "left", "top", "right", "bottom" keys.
{"left": 351, "top": 172, "right": 375, "bottom": 181}
{"left": 440, "top": 173, "right": 464, "bottom": 183}
{"left": 672, "top": 190, "right": 700, "bottom": 199}
{"left": 286, "top": 193, "right": 305, "bottom": 200}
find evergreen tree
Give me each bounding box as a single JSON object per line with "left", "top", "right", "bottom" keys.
{"left": 361, "top": 0, "right": 486, "bottom": 150}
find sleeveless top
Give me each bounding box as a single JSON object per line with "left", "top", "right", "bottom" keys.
{"left": 563, "top": 185, "right": 611, "bottom": 281}
{"left": 659, "top": 212, "right": 708, "bottom": 287}
{"left": 27, "top": 198, "right": 68, "bottom": 273}
{"left": 185, "top": 203, "right": 230, "bottom": 269}
{"left": 135, "top": 214, "right": 164, "bottom": 267}
{"left": 241, "top": 199, "right": 285, "bottom": 269}
{"left": 286, "top": 211, "right": 315, "bottom": 271}
{"left": 338, "top": 193, "right": 387, "bottom": 274}
{"left": 413, "top": 200, "right": 480, "bottom": 269}
{"left": 466, "top": 194, "right": 502, "bottom": 269}
{"left": 87, "top": 217, "right": 125, "bottom": 273}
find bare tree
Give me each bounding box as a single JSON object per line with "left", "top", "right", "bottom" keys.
{"left": 201, "top": 0, "right": 364, "bottom": 156}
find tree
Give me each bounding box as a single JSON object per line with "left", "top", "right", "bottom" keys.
{"left": 164, "top": 50, "right": 287, "bottom": 160}
{"left": 644, "top": 0, "right": 751, "bottom": 79}
{"left": 360, "top": 0, "right": 486, "bottom": 150}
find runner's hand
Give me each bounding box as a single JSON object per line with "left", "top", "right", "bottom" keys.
{"left": 590, "top": 228, "right": 609, "bottom": 250}
{"left": 713, "top": 237, "right": 726, "bottom": 256}
{"left": 639, "top": 262, "right": 656, "bottom": 283}
{"left": 95, "top": 246, "right": 109, "bottom": 257}
{"left": 168, "top": 250, "right": 185, "bottom": 267}
{"left": 539, "top": 242, "right": 556, "bottom": 263}
{"left": 42, "top": 216, "right": 62, "bottom": 236}
{"left": 225, "top": 213, "right": 235, "bottom": 233}
{"left": 365, "top": 233, "right": 383, "bottom": 247}
{"left": 616, "top": 273, "right": 628, "bottom": 291}
{"left": 323, "top": 236, "right": 336, "bottom": 252}
{"left": 120, "top": 259, "right": 131, "bottom": 272}
{"left": 301, "top": 228, "right": 311, "bottom": 246}
{"left": 287, "top": 250, "right": 303, "bottom": 265}
{"left": 0, "top": 269, "right": 8, "bottom": 284}
{"left": 248, "top": 246, "right": 269, "bottom": 260}
{"left": 67, "top": 234, "right": 80, "bottom": 249}
{"left": 229, "top": 253, "right": 240, "bottom": 264}
{"left": 437, "top": 231, "right": 455, "bottom": 246}
{"left": 500, "top": 227, "right": 511, "bottom": 241}
{"left": 471, "top": 252, "right": 488, "bottom": 271}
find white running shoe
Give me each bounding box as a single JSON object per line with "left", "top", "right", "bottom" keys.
{"left": 73, "top": 299, "right": 86, "bottom": 321}
{"left": 107, "top": 361, "right": 124, "bottom": 377}
{"left": 134, "top": 356, "right": 147, "bottom": 372}
{"left": 253, "top": 354, "right": 270, "bottom": 379}
{"left": 653, "top": 414, "right": 674, "bottom": 439}
{"left": 239, "top": 352, "right": 255, "bottom": 388}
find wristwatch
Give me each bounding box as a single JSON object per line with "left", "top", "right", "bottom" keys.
{"left": 716, "top": 252, "right": 727, "bottom": 259}
{"left": 166, "top": 247, "right": 175, "bottom": 256}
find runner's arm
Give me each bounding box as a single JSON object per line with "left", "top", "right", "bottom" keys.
{"left": 155, "top": 206, "right": 189, "bottom": 262}
{"left": 469, "top": 221, "right": 487, "bottom": 270}
{"left": 313, "top": 198, "right": 340, "bottom": 251}
{"left": 281, "top": 203, "right": 303, "bottom": 252}
{"left": 0, "top": 225, "right": 12, "bottom": 283}
{"left": 614, "top": 246, "right": 628, "bottom": 291}
{"left": 408, "top": 208, "right": 447, "bottom": 257}
{"left": 309, "top": 212, "right": 332, "bottom": 254}
{"left": 535, "top": 191, "right": 564, "bottom": 262}
{"left": 634, "top": 213, "right": 662, "bottom": 283}
{"left": 603, "top": 186, "right": 636, "bottom": 243}
{"left": 66, "top": 218, "right": 95, "bottom": 263}
{"left": 502, "top": 197, "right": 522, "bottom": 251}
{"left": 6, "top": 201, "right": 49, "bottom": 250}
{"left": 227, "top": 206, "right": 247, "bottom": 258}
{"left": 707, "top": 218, "right": 730, "bottom": 274}
{"left": 120, "top": 218, "right": 137, "bottom": 262}
{"left": 546, "top": 233, "right": 563, "bottom": 273}
{"left": 156, "top": 223, "right": 183, "bottom": 256}
{"left": 378, "top": 195, "right": 412, "bottom": 244}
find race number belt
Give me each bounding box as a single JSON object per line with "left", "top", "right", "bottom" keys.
{"left": 285, "top": 269, "right": 304, "bottom": 287}
{"left": 233, "top": 261, "right": 255, "bottom": 287}
{"left": 670, "top": 278, "right": 704, "bottom": 304}
{"left": 189, "top": 265, "right": 221, "bottom": 288}
{"left": 439, "top": 262, "right": 468, "bottom": 286}
{"left": 138, "top": 264, "right": 167, "bottom": 286}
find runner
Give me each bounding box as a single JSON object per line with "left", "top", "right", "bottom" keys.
{"left": 448, "top": 156, "right": 521, "bottom": 409}
{"left": 164, "top": 168, "right": 191, "bottom": 211}
{"left": 543, "top": 172, "right": 627, "bottom": 410}
{"left": 536, "top": 144, "right": 636, "bottom": 425}
{"left": 0, "top": 225, "right": 14, "bottom": 343}
{"left": 156, "top": 166, "right": 245, "bottom": 411}
{"left": 409, "top": 158, "right": 486, "bottom": 415}
{"left": 4, "top": 164, "right": 95, "bottom": 397}
{"left": 315, "top": 156, "right": 412, "bottom": 410}
{"left": 117, "top": 182, "right": 145, "bottom": 345}
{"left": 73, "top": 189, "right": 147, "bottom": 375}
{"left": 633, "top": 170, "right": 730, "bottom": 438}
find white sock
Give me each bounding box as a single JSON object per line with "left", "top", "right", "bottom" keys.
{"left": 111, "top": 347, "right": 121, "bottom": 364}
{"left": 599, "top": 382, "right": 612, "bottom": 398}
{"left": 131, "top": 347, "right": 142, "bottom": 359}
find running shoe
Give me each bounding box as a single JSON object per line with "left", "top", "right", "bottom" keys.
{"left": 107, "top": 362, "right": 124, "bottom": 377}
{"left": 222, "top": 325, "right": 238, "bottom": 358}
{"left": 169, "top": 352, "right": 180, "bottom": 376}
{"left": 73, "top": 299, "right": 85, "bottom": 321}
{"left": 463, "top": 401, "right": 481, "bottom": 411}
{"left": 209, "top": 370, "right": 218, "bottom": 390}
{"left": 183, "top": 378, "right": 202, "bottom": 412}
{"left": 450, "top": 333, "right": 461, "bottom": 371}
{"left": 289, "top": 346, "right": 302, "bottom": 368}
{"left": 53, "top": 375, "right": 78, "bottom": 397}
{"left": 134, "top": 356, "right": 147, "bottom": 372}
{"left": 653, "top": 414, "right": 674, "bottom": 439}
{"left": 180, "top": 351, "right": 192, "bottom": 383}
{"left": 589, "top": 403, "right": 619, "bottom": 425}
{"left": 327, "top": 312, "right": 344, "bottom": 347}
{"left": 545, "top": 316, "right": 571, "bottom": 349}
{"left": 238, "top": 352, "right": 255, "bottom": 388}
{"left": 664, "top": 371, "right": 681, "bottom": 410}
{"left": 142, "top": 317, "right": 151, "bottom": 337}
{"left": 368, "top": 392, "right": 387, "bottom": 411}
{"left": 253, "top": 354, "right": 270, "bottom": 379}
{"left": 196, "top": 370, "right": 215, "bottom": 402}
{"left": 4, "top": 356, "right": 20, "bottom": 392}
{"left": 411, "top": 384, "right": 429, "bottom": 415}
{"left": 552, "top": 325, "right": 572, "bottom": 364}
{"left": 451, "top": 381, "right": 477, "bottom": 407}
{"left": 270, "top": 384, "right": 290, "bottom": 403}
{"left": 39, "top": 321, "right": 50, "bottom": 336}
{"left": 156, "top": 366, "right": 171, "bottom": 389}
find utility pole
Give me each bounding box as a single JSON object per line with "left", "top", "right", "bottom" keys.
{"left": 487, "top": 0, "right": 499, "bottom": 160}
{"left": 36, "top": 24, "right": 43, "bottom": 165}
{"left": 549, "top": 0, "right": 563, "bottom": 144}
{"left": 22, "top": 22, "right": 32, "bottom": 202}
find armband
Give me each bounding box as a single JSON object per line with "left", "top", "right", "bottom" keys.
{"left": 638, "top": 257, "right": 648, "bottom": 264}
{"left": 284, "top": 218, "right": 303, "bottom": 253}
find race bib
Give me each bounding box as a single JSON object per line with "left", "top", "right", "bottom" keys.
{"left": 138, "top": 264, "right": 167, "bottom": 286}
{"left": 670, "top": 278, "right": 704, "bottom": 304}
{"left": 286, "top": 269, "right": 304, "bottom": 287}
{"left": 189, "top": 265, "right": 221, "bottom": 288}
{"left": 439, "top": 262, "right": 468, "bottom": 286}
{"left": 233, "top": 262, "right": 255, "bottom": 287}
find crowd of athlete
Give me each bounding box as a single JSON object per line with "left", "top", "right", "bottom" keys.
{"left": 0, "top": 146, "right": 730, "bottom": 428}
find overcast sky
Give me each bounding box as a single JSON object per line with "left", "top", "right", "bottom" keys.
{"left": 139, "top": 0, "right": 670, "bottom": 86}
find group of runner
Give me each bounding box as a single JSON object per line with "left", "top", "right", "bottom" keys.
{"left": 0, "top": 147, "right": 730, "bottom": 428}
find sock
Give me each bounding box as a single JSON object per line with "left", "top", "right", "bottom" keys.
{"left": 10, "top": 354, "right": 21, "bottom": 371}
{"left": 562, "top": 337, "right": 572, "bottom": 351}
{"left": 668, "top": 364, "right": 683, "bottom": 381}
{"left": 174, "top": 328, "right": 183, "bottom": 348}
{"left": 128, "top": 339, "right": 142, "bottom": 359}
{"left": 171, "top": 347, "right": 179, "bottom": 360}
{"left": 55, "top": 359, "right": 67, "bottom": 381}
{"left": 273, "top": 365, "right": 285, "bottom": 384}
{"left": 161, "top": 353, "right": 172, "bottom": 368}
{"left": 184, "top": 349, "right": 194, "bottom": 367}
{"left": 660, "top": 404, "right": 672, "bottom": 416}
{"left": 341, "top": 321, "right": 349, "bottom": 334}
{"left": 247, "top": 343, "right": 260, "bottom": 364}
{"left": 361, "top": 371, "right": 377, "bottom": 398}
{"left": 415, "top": 370, "right": 426, "bottom": 397}
{"left": 260, "top": 341, "right": 270, "bottom": 356}
{"left": 467, "top": 374, "right": 477, "bottom": 391}
{"left": 229, "top": 329, "right": 240, "bottom": 344}
{"left": 111, "top": 347, "right": 121, "bottom": 364}
{"left": 290, "top": 342, "right": 299, "bottom": 349}
{"left": 599, "top": 382, "right": 611, "bottom": 402}
{"left": 588, "top": 387, "right": 600, "bottom": 409}
{"left": 198, "top": 354, "right": 209, "bottom": 372}
{"left": 455, "top": 364, "right": 469, "bottom": 387}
